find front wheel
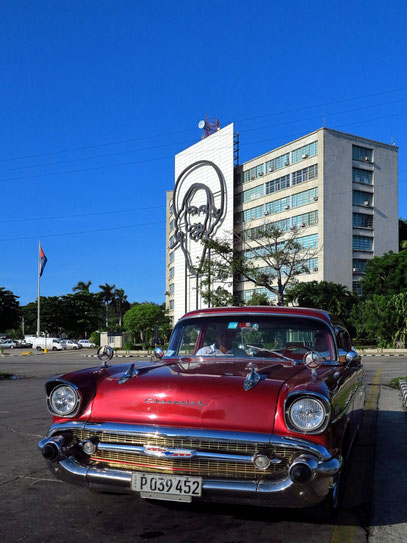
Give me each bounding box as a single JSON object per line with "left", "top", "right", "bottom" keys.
{"left": 74, "top": 346, "right": 78, "bottom": 349}
{"left": 36, "top": 346, "right": 42, "bottom": 351}
{"left": 52, "top": 347, "right": 57, "bottom": 351}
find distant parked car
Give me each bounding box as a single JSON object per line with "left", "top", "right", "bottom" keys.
{"left": 32, "top": 338, "right": 63, "bottom": 351}
{"left": 60, "top": 339, "right": 81, "bottom": 350}
{"left": 0, "top": 339, "right": 17, "bottom": 349}
{"left": 78, "top": 339, "right": 96, "bottom": 348}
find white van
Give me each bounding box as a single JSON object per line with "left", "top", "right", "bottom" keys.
{"left": 31, "top": 337, "right": 63, "bottom": 351}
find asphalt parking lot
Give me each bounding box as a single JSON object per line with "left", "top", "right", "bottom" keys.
{"left": 0, "top": 352, "right": 406, "bottom": 543}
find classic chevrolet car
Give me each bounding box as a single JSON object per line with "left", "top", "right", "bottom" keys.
{"left": 38, "top": 306, "right": 365, "bottom": 512}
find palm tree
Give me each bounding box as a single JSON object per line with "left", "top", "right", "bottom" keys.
{"left": 114, "top": 288, "right": 128, "bottom": 329}
{"left": 73, "top": 281, "right": 92, "bottom": 293}
{"left": 99, "top": 283, "right": 116, "bottom": 328}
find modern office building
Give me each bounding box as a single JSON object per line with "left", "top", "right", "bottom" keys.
{"left": 166, "top": 124, "right": 398, "bottom": 323}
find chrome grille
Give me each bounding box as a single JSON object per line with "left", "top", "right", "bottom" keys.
{"left": 72, "top": 428, "right": 294, "bottom": 479}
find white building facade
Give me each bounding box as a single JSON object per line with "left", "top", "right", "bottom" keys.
{"left": 166, "top": 126, "right": 398, "bottom": 323}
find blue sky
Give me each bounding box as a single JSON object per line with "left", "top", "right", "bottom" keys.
{"left": 1, "top": 0, "right": 406, "bottom": 306}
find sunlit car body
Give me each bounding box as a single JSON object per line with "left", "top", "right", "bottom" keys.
{"left": 60, "top": 339, "right": 80, "bottom": 350}
{"left": 78, "top": 339, "right": 96, "bottom": 348}
{"left": 38, "top": 307, "right": 365, "bottom": 511}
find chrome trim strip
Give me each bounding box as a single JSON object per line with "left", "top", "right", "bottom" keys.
{"left": 96, "top": 442, "right": 254, "bottom": 463}
{"left": 46, "top": 422, "right": 332, "bottom": 460}
{"left": 47, "top": 454, "right": 341, "bottom": 507}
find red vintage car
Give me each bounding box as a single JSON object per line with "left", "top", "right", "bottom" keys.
{"left": 38, "top": 306, "right": 365, "bottom": 512}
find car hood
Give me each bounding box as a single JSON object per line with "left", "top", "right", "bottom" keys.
{"left": 88, "top": 358, "right": 306, "bottom": 433}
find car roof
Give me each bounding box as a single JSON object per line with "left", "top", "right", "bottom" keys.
{"left": 180, "top": 306, "right": 332, "bottom": 324}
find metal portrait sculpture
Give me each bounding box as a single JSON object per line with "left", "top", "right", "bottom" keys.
{"left": 171, "top": 160, "right": 226, "bottom": 273}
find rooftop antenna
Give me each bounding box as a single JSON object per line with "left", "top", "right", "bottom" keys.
{"left": 198, "top": 115, "right": 220, "bottom": 139}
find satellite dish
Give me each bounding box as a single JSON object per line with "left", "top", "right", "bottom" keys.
{"left": 198, "top": 120, "right": 205, "bottom": 129}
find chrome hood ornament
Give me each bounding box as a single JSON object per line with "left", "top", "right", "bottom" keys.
{"left": 243, "top": 363, "right": 262, "bottom": 391}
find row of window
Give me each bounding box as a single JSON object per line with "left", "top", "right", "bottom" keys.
{"left": 243, "top": 233, "right": 318, "bottom": 259}
{"left": 353, "top": 212, "right": 373, "bottom": 228}
{"left": 241, "top": 164, "right": 318, "bottom": 205}
{"left": 241, "top": 141, "right": 318, "bottom": 183}
{"left": 242, "top": 210, "right": 318, "bottom": 240}
{"left": 353, "top": 235, "right": 373, "bottom": 252}
{"left": 240, "top": 187, "right": 318, "bottom": 223}
{"left": 353, "top": 145, "right": 373, "bottom": 162}
{"left": 352, "top": 167, "right": 373, "bottom": 185}
{"left": 353, "top": 259, "right": 368, "bottom": 273}
{"left": 353, "top": 190, "right": 373, "bottom": 207}
{"left": 257, "top": 257, "right": 319, "bottom": 278}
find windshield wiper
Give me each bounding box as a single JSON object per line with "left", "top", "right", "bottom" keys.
{"left": 246, "top": 345, "right": 295, "bottom": 364}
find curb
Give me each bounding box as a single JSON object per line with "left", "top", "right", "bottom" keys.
{"left": 400, "top": 380, "right": 407, "bottom": 408}
{"left": 362, "top": 354, "right": 407, "bottom": 357}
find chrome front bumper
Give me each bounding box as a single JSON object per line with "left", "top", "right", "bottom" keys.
{"left": 41, "top": 448, "right": 341, "bottom": 507}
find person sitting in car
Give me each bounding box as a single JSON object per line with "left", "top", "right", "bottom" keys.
{"left": 196, "top": 329, "right": 247, "bottom": 357}
{"left": 313, "top": 331, "right": 332, "bottom": 360}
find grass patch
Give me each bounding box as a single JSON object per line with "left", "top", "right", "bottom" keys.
{"left": 0, "top": 370, "right": 13, "bottom": 380}
{"left": 390, "top": 376, "right": 407, "bottom": 389}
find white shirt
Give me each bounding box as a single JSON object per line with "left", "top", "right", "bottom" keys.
{"left": 196, "top": 343, "right": 247, "bottom": 357}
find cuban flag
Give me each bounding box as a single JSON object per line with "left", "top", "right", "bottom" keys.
{"left": 39, "top": 243, "right": 48, "bottom": 277}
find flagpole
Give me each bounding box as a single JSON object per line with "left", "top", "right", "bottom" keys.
{"left": 37, "top": 240, "right": 40, "bottom": 337}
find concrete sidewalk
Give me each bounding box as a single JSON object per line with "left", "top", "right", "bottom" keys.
{"left": 369, "top": 386, "right": 407, "bottom": 542}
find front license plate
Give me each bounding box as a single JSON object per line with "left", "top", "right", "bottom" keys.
{"left": 131, "top": 472, "right": 202, "bottom": 500}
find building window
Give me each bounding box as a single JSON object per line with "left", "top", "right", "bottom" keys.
{"left": 265, "top": 174, "right": 290, "bottom": 195}
{"left": 169, "top": 283, "right": 174, "bottom": 293}
{"left": 291, "top": 141, "right": 318, "bottom": 164}
{"left": 169, "top": 235, "right": 176, "bottom": 248}
{"left": 352, "top": 145, "right": 373, "bottom": 162}
{"left": 292, "top": 187, "right": 318, "bottom": 208}
{"left": 265, "top": 196, "right": 291, "bottom": 215}
{"left": 353, "top": 190, "right": 372, "bottom": 207}
{"left": 291, "top": 210, "right": 318, "bottom": 228}
{"left": 243, "top": 184, "right": 265, "bottom": 203}
{"left": 169, "top": 300, "right": 174, "bottom": 310}
{"left": 297, "top": 233, "right": 318, "bottom": 249}
{"left": 353, "top": 259, "right": 368, "bottom": 273}
{"left": 243, "top": 204, "right": 264, "bottom": 222}
{"left": 292, "top": 164, "right": 318, "bottom": 186}
{"left": 353, "top": 235, "right": 373, "bottom": 251}
{"left": 352, "top": 281, "right": 362, "bottom": 295}
{"left": 169, "top": 251, "right": 175, "bottom": 262}
{"left": 353, "top": 213, "right": 373, "bottom": 228}
{"left": 169, "top": 219, "right": 175, "bottom": 231}
{"left": 169, "top": 267, "right": 175, "bottom": 278}
{"left": 352, "top": 168, "right": 373, "bottom": 185}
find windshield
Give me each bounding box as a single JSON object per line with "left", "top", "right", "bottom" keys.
{"left": 165, "top": 315, "right": 336, "bottom": 362}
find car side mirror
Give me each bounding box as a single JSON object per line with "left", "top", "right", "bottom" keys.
{"left": 345, "top": 350, "right": 359, "bottom": 366}
{"left": 153, "top": 347, "right": 164, "bottom": 360}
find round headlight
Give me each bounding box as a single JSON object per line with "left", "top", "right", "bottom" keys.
{"left": 288, "top": 397, "right": 326, "bottom": 432}
{"left": 49, "top": 385, "right": 78, "bottom": 416}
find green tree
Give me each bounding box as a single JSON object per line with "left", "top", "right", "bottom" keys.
{"left": 286, "top": 281, "right": 358, "bottom": 331}
{"left": 113, "top": 288, "right": 129, "bottom": 329}
{"left": 399, "top": 218, "right": 407, "bottom": 251}
{"left": 98, "top": 282, "right": 116, "bottom": 329}
{"left": 123, "top": 302, "right": 169, "bottom": 347}
{"left": 0, "top": 287, "right": 21, "bottom": 331}
{"left": 198, "top": 225, "right": 318, "bottom": 307}
{"left": 360, "top": 251, "right": 407, "bottom": 298}
{"left": 246, "top": 292, "right": 272, "bottom": 306}
{"left": 22, "top": 296, "right": 63, "bottom": 336}
{"left": 350, "top": 293, "right": 407, "bottom": 348}
{"left": 72, "top": 280, "right": 92, "bottom": 293}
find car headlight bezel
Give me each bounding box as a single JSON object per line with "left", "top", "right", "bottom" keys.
{"left": 47, "top": 382, "right": 81, "bottom": 418}
{"left": 285, "top": 393, "right": 330, "bottom": 434}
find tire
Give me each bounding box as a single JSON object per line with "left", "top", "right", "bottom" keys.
{"left": 10, "top": 346, "right": 14, "bottom": 349}
{"left": 74, "top": 346, "right": 78, "bottom": 350}
{"left": 52, "top": 347, "right": 57, "bottom": 351}
{"left": 36, "top": 346, "right": 42, "bottom": 351}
